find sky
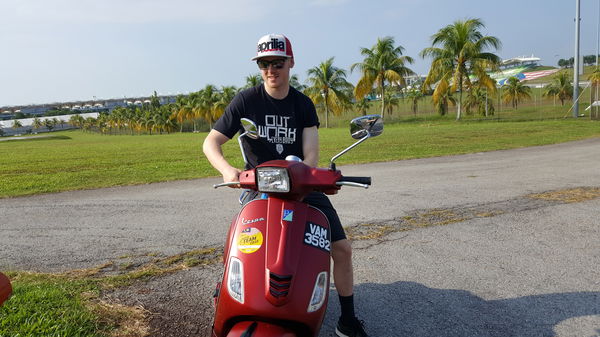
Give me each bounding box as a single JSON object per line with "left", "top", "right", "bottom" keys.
{"left": 1, "top": 0, "right": 599, "bottom": 107}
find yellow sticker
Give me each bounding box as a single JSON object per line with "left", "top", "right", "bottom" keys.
{"left": 238, "top": 227, "right": 263, "bottom": 254}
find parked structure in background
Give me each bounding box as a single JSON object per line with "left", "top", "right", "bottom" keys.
{"left": 500, "top": 55, "right": 541, "bottom": 69}
{"left": 0, "top": 94, "right": 177, "bottom": 121}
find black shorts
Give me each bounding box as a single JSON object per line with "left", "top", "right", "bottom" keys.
{"left": 241, "top": 191, "right": 346, "bottom": 242}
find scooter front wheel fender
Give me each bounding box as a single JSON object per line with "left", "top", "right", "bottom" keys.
{"left": 225, "top": 321, "right": 297, "bottom": 337}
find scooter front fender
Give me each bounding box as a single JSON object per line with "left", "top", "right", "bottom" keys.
{"left": 224, "top": 321, "right": 297, "bottom": 337}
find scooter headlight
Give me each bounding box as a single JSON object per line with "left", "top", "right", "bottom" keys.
{"left": 307, "top": 271, "right": 328, "bottom": 313}
{"left": 227, "top": 257, "right": 244, "bottom": 303}
{"left": 256, "top": 167, "right": 290, "bottom": 193}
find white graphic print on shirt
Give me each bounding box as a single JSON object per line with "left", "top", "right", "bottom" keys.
{"left": 258, "top": 115, "right": 297, "bottom": 147}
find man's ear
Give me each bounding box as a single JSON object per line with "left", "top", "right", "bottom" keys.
{"left": 289, "top": 58, "right": 295, "bottom": 68}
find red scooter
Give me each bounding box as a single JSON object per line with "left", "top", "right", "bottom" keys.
{"left": 0, "top": 272, "right": 12, "bottom": 306}
{"left": 212, "top": 115, "right": 383, "bottom": 337}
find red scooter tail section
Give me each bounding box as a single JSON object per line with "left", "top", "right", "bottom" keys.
{"left": 226, "top": 321, "right": 297, "bottom": 337}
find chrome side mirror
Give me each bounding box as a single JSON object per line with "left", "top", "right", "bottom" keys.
{"left": 350, "top": 115, "right": 383, "bottom": 139}
{"left": 330, "top": 114, "right": 384, "bottom": 169}
{"left": 241, "top": 118, "right": 259, "bottom": 139}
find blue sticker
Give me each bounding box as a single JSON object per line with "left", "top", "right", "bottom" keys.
{"left": 283, "top": 209, "right": 294, "bottom": 221}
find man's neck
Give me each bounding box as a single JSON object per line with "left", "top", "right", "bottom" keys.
{"left": 264, "top": 84, "right": 290, "bottom": 100}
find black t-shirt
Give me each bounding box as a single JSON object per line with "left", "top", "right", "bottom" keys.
{"left": 213, "top": 85, "right": 319, "bottom": 169}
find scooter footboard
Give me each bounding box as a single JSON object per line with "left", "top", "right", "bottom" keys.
{"left": 225, "top": 320, "right": 297, "bottom": 337}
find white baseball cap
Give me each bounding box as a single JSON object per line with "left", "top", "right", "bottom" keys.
{"left": 251, "top": 33, "right": 294, "bottom": 61}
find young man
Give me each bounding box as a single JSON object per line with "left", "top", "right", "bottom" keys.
{"left": 202, "top": 33, "right": 368, "bottom": 337}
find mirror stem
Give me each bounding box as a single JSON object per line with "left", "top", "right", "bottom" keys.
{"left": 238, "top": 132, "right": 249, "bottom": 165}
{"left": 329, "top": 133, "right": 370, "bottom": 168}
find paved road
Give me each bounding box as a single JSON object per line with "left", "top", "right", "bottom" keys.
{"left": 1, "top": 138, "right": 600, "bottom": 336}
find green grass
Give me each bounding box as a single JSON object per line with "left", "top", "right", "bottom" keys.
{"left": 2, "top": 119, "right": 600, "bottom": 198}
{"left": 0, "top": 248, "right": 221, "bottom": 336}
{"left": 0, "top": 273, "right": 106, "bottom": 337}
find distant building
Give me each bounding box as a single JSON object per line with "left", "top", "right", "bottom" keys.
{"left": 404, "top": 75, "right": 427, "bottom": 88}
{"left": 500, "top": 55, "right": 541, "bottom": 69}
{"left": 0, "top": 95, "right": 177, "bottom": 121}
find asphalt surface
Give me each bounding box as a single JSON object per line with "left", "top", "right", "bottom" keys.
{"left": 1, "top": 138, "right": 600, "bottom": 336}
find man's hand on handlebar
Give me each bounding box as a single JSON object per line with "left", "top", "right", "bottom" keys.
{"left": 222, "top": 166, "right": 242, "bottom": 188}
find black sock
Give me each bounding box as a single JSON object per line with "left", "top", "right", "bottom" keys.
{"left": 338, "top": 294, "right": 355, "bottom": 324}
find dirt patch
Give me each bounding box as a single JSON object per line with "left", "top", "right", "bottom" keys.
{"left": 105, "top": 265, "right": 220, "bottom": 337}
{"left": 348, "top": 186, "right": 600, "bottom": 249}
{"left": 527, "top": 187, "right": 600, "bottom": 203}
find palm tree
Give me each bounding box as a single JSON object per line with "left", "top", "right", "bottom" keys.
{"left": 381, "top": 88, "right": 400, "bottom": 116}
{"left": 96, "top": 114, "right": 109, "bottom": 134}
{"left": 432, "top": 83, "right": 456, "bottom": 116}
{"left": 289, "top": 74, "right": 306, "bottom": 91}
{"left": 502, "top": 77, "right": 531, "bottom": 109}
{"left": 404, "top": 87, "right": 423, "bottom": 116}
{"left": 587, "top": 69, "right": 600, "bottom": 112}
{"left": 171, "top": 95, "right": 195, "bottom": 132}
{"left": 244, "top": 74, "right": 263, "bottom": 89}
{"left": 588, "top": 68, "right": 600, "bottom": 87}
{"left": 420, "top": 18, "right": 501, "bottom": 120}
{"left": 12, "top": 119, "right": 23, "bottom": 129}
{"left": 83, "top": 117, "right": 96, "bottom": 132}
{"left": 31, "top": 117, "right": 44, "bottom": 131}
{"left": 543, "top": 72, "right": 573, "bottom": 106}
{"left": 44, "top": 118, "right": 56, "bottom": 132}
{"left": 196, "top": 85, "right": 220, "bottom": 128}
{"left": 67, "top": 115, "right": 82, "bottom": 130}
{"left": 354, "top": 98, "right": 371, "bottom": 116}
{"left": 304, "top": 57, "right": 354, "bottom": 128}
{"left": 351, "top": 36, "right": 414, "bottom": 118}
{"left": 213, "top": 86, "right": 238, "bottom": 123}
{"left": 464, "top": 85, "right": 495, "bottom": 116}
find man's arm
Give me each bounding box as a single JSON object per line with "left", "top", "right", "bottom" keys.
{"left": 302, "top": 126, "right": 319, "bottom": 167}
{"left": 203, "top": 129, "right": 241, "bottom": 183}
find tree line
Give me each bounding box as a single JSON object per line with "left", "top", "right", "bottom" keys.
{"left": 558, "top": 55, "right": 600, "bottom": 68}
{"left": 5, "top": 18, "right": 593, "bottom": 137}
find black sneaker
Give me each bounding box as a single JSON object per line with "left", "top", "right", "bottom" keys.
{"left": 335, "top": 317, "right": 368, "bottom": 337}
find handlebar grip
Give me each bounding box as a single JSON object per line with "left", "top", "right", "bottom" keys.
{"left": 339, "top": 176, "right": 372, "bottom": 185}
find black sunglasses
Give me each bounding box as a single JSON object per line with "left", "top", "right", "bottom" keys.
{"left": 257, "top": 58, "right": 287, "bottom": 70}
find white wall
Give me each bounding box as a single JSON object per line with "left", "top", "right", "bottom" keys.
{"left": 0, "top": 112, "right": 99, "bottom": 128}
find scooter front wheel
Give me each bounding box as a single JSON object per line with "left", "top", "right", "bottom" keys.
{"left": 225, "top": 321, "right": 297, "bottom": 337}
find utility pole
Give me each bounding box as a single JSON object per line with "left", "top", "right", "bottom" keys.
{"left": 590, "top": 0, "right": 600, "bottom": 119}
{"left": 573, "top": 0, "right": 581, "bottom": 118}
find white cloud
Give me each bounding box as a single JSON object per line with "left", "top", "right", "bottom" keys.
{"left": 2, "top": 0, "right": 274, "bottom": 25}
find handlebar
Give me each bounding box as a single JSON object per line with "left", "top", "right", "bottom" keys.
{"left": 336, "top": 181, "right": 369, "bottom": 189}
{"left": 338, "top": 176, "right": 372, "bottom": 185}
{"left": 335, "top": 176, "right": 372, "bottom": 189}
{"left": 213, "top": 175, "right": 372, "bottom": 190}
{"left": 213, "top": 182, "right": 240, "bottom": 189}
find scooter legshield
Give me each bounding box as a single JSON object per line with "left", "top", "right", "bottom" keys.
{"left": 213, "top": 197, "right": 331, "bottom": 337}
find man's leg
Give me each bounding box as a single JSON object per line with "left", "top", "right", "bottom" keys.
{"left": 302, "top": 192, "right": 368, "bottom": 336}
{"left": 332, "top": 239, "right": 368, "bottom": 336}
{"left": 331, "top": 239, "right": 353, "bottom": 296}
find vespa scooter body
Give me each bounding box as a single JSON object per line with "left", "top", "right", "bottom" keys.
{"left": 211, "top": 115, "right": 383, "bottom": 337}
{"left": 213, "top": 186, "right": 333, "bottom": 336}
